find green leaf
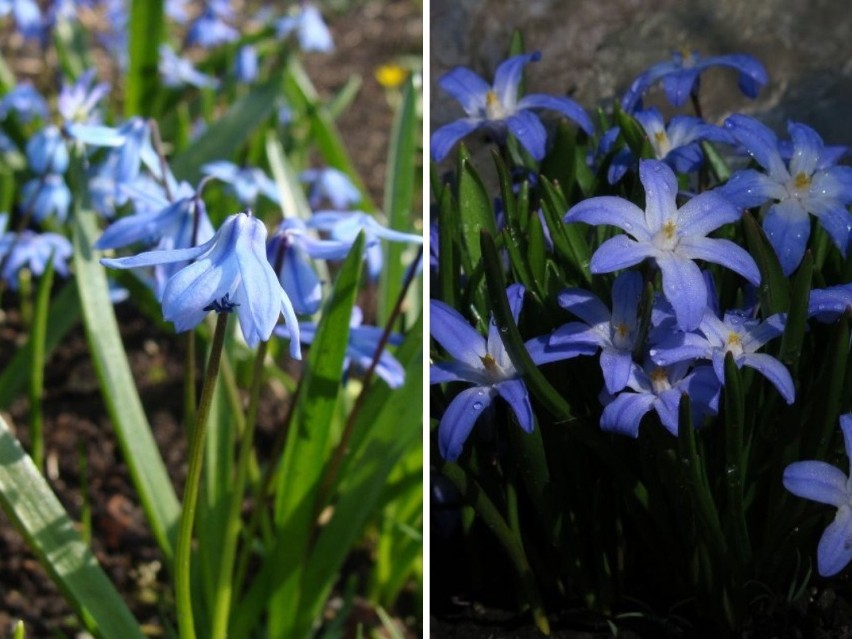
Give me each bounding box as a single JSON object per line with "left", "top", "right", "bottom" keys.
{"left": 28, "top": 253, "right": 55, "bottom": 471}
{"left": 0, "top": 414, "right": 145, "bottom": 639}
{"left": 380, "top": 78, "right": 419, "bottom": 324}
{"left": 615, "top": 105, "right": 653, "bottom": 159}
{"left": 723, "top": 353, "right": 751, "bottom": 569}
{"left": 457, "top": 144, "right": 496, "bottom": 267}
{"left": 71, "top": 183, "right": 179, "bottom": 563}
{"left": 265, "top": 232, "right": 367, "bottom": 638}
{"left": 780, "top": 251, "right": 812, "bottom": 373}
{"left": 170, "top": 74, "right": 282, "bottom": 183}
{"left": 126, "top": 0, "right": 164, "bottom": 116}
{"left": 436, "top": 184, "right": 461, "bottom": 308}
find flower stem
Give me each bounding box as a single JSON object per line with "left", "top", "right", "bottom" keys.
{"left": 210, "top": 339, "right": 268, "bottom": 639}
{"left": 175, "top": 312, "right": 229, "bottom": 639}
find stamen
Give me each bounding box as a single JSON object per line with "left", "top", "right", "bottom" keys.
{"left": 203, "top": 293, "right": 240, "bottom": 314}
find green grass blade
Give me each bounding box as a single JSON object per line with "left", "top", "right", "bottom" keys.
{"left": 266, "top": 232, "right": 367, "bottom": 637}
{"left": 126, "top": 0, "right": 164, "bottom": 117}
{"left": 457, "top": 145, "right": 495, "bottom": 268}
{"left": 71, "top": 194, "right": 179, "bottom": 563}
{"left": 379, "top": 78, "right": 419, "bottom": 324}
{"left": 0, "top": 414, "right": 145, "bottom": 639}
{"left": 0, "top": 280, "right": 79, "bottom": 409}
{"left": 170, "top": 74, "right": 283, "bottom": 183}
{"left": 28, "top": 254, "right": 55, "bottom": 471}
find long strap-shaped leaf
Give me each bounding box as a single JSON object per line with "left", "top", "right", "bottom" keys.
{"left": 0, "top": 414, "right": 145, "bottom": 639}
{"left": 71, "top": 197, "right": 179, "bottom": 563}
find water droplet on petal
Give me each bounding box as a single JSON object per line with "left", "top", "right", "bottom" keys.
{"left": 472, "top": 401, "right": 483, "bottom": 411}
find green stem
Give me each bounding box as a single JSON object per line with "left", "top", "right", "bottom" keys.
{"left": 175, "top": 313, "right": 229, "bottom": 639}
{"left": 29, "top": 257, "right": 54, "bottom": 472}
{"left": 441, "top": 462, "right": 550, "bottom": 636}
{"left": 210, "top": 340, "right": 268, "bottom": 639}
{"left": 184, "top": 332, "right": 197, "bottom": 440}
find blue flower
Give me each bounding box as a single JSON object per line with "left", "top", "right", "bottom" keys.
{"left": 57, "top": 69, "right": 109, "bottom": 125}
{"left": 784, "top": 414, "right": 852, "bottom": 577}
{"left": 650, "top": 310, "right": 795, "bottom": 404}
{"left": 201, "top": 161, "right": 280, "bottom": 206}
{"left": 720, "top": 115, "right": 852, "bottom": 275}
{"left": 537, "top": 271, "right": 644, "bottom": 394}
{"left": 308, "top": 210, "right": 422, "bottom": 280}
{"left": 101, "top": 211, "right": 301, "bottom": 355}
{"left": 431, "top": 52, "right": 593, "bottom": 162}
{"left": 276, "top": 3, "right": 333, "bottom": 52}
{"left": 0, "top": 82, "right": 48, "bottom": 122}
{"left": 186, "top": 7, "right": 238, "bottom": 48}
{"left": 26, "top": 125, "right": 69, "bottom": 174}
{"left": 0, "top": 0, "right": 42, "bottom": 39}
{"left": 21, "top": 174, "right": 71, "bottom": 223}
{"left": 300, "top": 167, "right": 361, "bottom": 210}
{"left": 159, "top": 45, "right": 220, "bottom": 90}
{"left": 276, "top": 306, "right": 404, "bottom": 388}
{"left": 600, "top": 359, "right": 720, "bottom": 437}
{"left": 0, "top": 228, "right": 72, "bottom": 287}
{"left": 431, "top": 284, "right": 551, "bottom": 461}
{"left": 565, "top": 159, "right": 760, "bottom": 331}
{"left": 621, "top": 50, "right": 768, "bottom": 112}
{"left": 607, "top": 107, "right": 733, "bottom": 183}
{"left": 234, "top": 45, "right": 258, "bottom": 84}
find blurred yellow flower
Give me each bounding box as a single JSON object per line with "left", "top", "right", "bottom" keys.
{"left": 375, "top": 64, "right": 408, "bottom": 89}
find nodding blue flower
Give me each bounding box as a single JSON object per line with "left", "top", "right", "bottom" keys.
{"left": 234, "top": 45, "right": 258, "bottom": 84}
{"left": 650, "top": 309, "right": 795, "bottom": 404}
{"left": 0, "top": 0, "right": 42, "bottom": 39}
{"left": 308, "top": 210, "right": 423, "bottom": 280}
{"left": 607, "top": 107, "right": 734, "bottom": 183}
{"left": 276, "top": 3, "right": 333, "bottom": 52}
{"left": 58, "top": 69, "right": 109, "bottom": 125}
{"left": 531, "top": 271, "right": 644, "bottom": 394}
{"left": 201, "top": 161, "right": 280, "bottom": 207}
{"left": 808, "top": 283, "right": 852, "bottom": 323}
{"left": 0, "top": 82, "right": 48, "bottom": 122}
{"left": 431, "top": 52, "right": 594, "bottom": 162}
{"left": 21, "top": 174, "right": 72, "bottom": 223}
{"left": 300, "top": 167, "right": 361, "bottom": 210}
{"left": 266, "top": 217, "right": 351, "bottom": 316}
{"left": 276, "top": 306, "right": 405, "bottom": 388}
{"left": 565, "top": 159, "right": 760, "bottom": 331}
{"left": 186, "top": 7, "right": 238, "bottom": 48}
{"left": 26, "top": 125, "right": 69, "bottom": 175}
{"left": 600, "top": 359, "right": 720, "bottom": 437}
{"left": 101, "top": 211, "right": 301, "bottom": 356}
{"left": 720, "top": 115, "right": 852, "bottom": 275}
{"left": 784, "top": 414, "right": 852, "bottom": 577}
{"left": 430, "top": 284, "right": 552, "bottom": 461}
{"left": 621, "top": 49, "right": 768, "bottom": 112}
{"left": 159, "top": 45, "right": 220, "bottom": 90}
{"left": 0, "top": 228, "right": 72, "bottom": 287}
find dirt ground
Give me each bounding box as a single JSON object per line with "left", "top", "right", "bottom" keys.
{"left": 0, "top": 1, "right": 422, "bottom": 636}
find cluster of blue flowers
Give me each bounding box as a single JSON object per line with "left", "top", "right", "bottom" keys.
{"left": 430, "top": 48, "right": 852, "bottom": 576}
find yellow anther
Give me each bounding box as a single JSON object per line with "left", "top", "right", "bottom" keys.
{"left": 481, "top": 353, "right": 500, "bottom": 372}
{"left": 662, "top": 220, "right": 677, "bottom": 241}
{"left": 793, "top": 172, "right": 811, "bottom": 190}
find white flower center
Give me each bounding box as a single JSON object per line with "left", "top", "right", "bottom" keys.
{"left": 652, "top": 219, "right": 679, "bottom": 252}
{"left": 481, "top": 353, "right": 509, "bottom": 382}
{"left": 652, "top": 130, "right": 672, "bottom": 158}
{"left": 786, "top": 172, "right": 812, "bottom": 200}
{"left": 611, "top": 322, "right": 633, "bottom": 350}
{"left": 724, "top": 331, "right": 744, "bottom": 358}
{"left": 484, "top": 90, "right": 507, "bottom": 120}
{"left": 650, "top": 367, "right": 671, "bottom": 394}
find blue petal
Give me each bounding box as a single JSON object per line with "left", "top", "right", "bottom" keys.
{"left": 162, "top": 252, "right": 237, "bottom": 332}
{"left": 707, "top": 54, "right": 768, "bottom": 98}
{"left": 430, "top": 118, "right": 482, "bottom": 162}
{"left": 66, "top": 123, "right": 126, "bottom": 147}
{"left": 590, "top": 234, "right": 653, "bottom": 273}
{"left": 431, "top": 361, "right": 488, "bottom": 385}
{"left": 817, "top": 506, "right": 852, "bottom": 577}
{"left": 600, "top": 391, "right": 656, "bottom": 438}
{"left": 438, "top": 386, "right": 494, "bottom": 461}
{"left": 565, "top": 197, "right": 650, "bottom": 240}
{"left": 677, "top": 190, "right": 741, "bottom": 236}
{"left": 487, "top": 284, "right": 525, "bottom": 369}
{"left": 788, "top": 122, "right": 824, "bottom": 178}
{"left": 720, "top": 169, "right": 787, "bottom": 209}
{"left": 812, "top": 166, "right": 852, "bottom": 202}
{"left": 438, "top": 67, "right": 490, "bottom": 115}
{"left": 495, "top": 378, "right": 534, "bottom": 433}
{"left": 506, "top": 110, "right": 547, "bottom": 161}
{"left": 611, "top": 271, "right": 643, "bottom": 329}
{"left": 763, "top": 199, "right": 810, "bottom": 276}
{"left": 803, "top": 197, "right": 852, "bottom": 255}
{"left": 724, "top": 115, "right": 789, "bottom": 181}
{"left": 600, "top": 348, "right": 633, "bottom": 394}
{"left": 843, "top": 414, "right": 852, "bottom": 474}
{"left": 524, "top": 334, "right": 594, "bottom": 365}
{"left": 279, "top": 244, "right": 322, "bottom": 315}
{"left": 678, "top": 236, "right": 760, "bottom": 285}
{"left": 783, "top": 461, "right": 849, "bottom": 507}
{"left": 649, "top": 332, "right": 710, "bottom": 366}
{"left": 430, "top": 300, "right": 487, "bottom": 368}
{"left": 639, "top": 159, "right": 679, "bottom": 231}
{"left": 661, "top": 68, "right": 700, "bottom": 107}
{"left": 516, "top": 93, "right": 593, "bottom": 135}
{"left": 557, "top": 288, "right": 610, "bottom": 326}
{"left": 740, "top": 352, "right": 795, "bottom": 404}
{"left": 656, "top": 254, "right": 707, "bottom": 331}
{"left": 492, "top": 52, "right": 541, "bottom": 109}
{"left": 549, "top": 322, "right": 606, "bottom": 349}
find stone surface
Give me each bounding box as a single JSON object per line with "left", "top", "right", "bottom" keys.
{"left": 430, "top": 0, "right": 852, "bottom": 146}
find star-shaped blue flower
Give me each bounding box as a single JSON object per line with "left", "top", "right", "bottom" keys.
{"left": 784, "top": 414, "right": 852, "bottom": 577}
{"left": 431, "top": 52, "right": 593, "bottom": 162}
{"left": 102, "top": 211, "right": 301, "bottom": 356}
{"left": 565, "top": 159, "right": 760, "bottom": 331}
{"left": 720, "top": 115, "right": 852, "bottom": 275}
